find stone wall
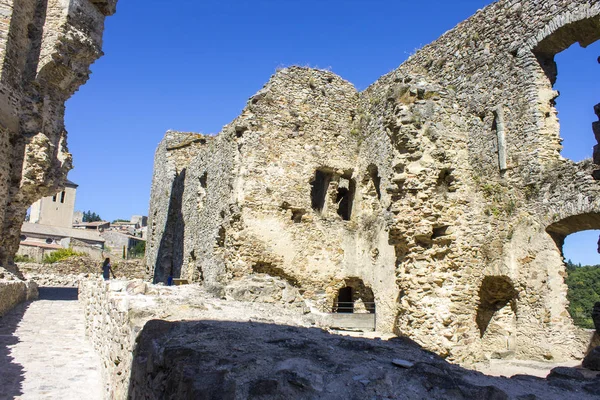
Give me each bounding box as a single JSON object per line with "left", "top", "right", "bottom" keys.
{"left": 147, "top": 0, "right": 600, "bottom": 364}
{"left": 0, "top": 279, "right": 38, "bottom": 316}
{"left": 80, "top": 279, "right": 600, "bottom": 400}
{"left": 0, "top": 0, "right": 117, "bottom": 274}
{"left": 19, "top": 256, "right": 150, "bottom": 285}
{"left": 79, "top": 278, "right": 319, "bottom": 399}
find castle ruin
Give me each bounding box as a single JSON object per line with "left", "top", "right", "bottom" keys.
{"left": 147, "top": 0, "right": 600, "bottom": 363}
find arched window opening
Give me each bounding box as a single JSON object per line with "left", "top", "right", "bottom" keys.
{"left": 546, "top": 213, "right": 600, "bottom": 251}
{"left": 197, "top": 172, "right": 208, "bottom": 212}
{"left": 552, "top": 41, "right": 600, "bottom": 162}
{"left": 366, "top": 164, "right": 381, "bottom": 200}
{"left": 533, "top": 18, "right": 600, "bottom": 164}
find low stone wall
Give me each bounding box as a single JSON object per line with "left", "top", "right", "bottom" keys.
{"left": 19, "top": 257, "right": 150, "bottom": 286}
{"left": 79, "top": 278, "right": 318, "bottom": 399}
{"left": 23, "top": 273, "right": 96, "bottom": 287}
{"left": 80, "top": 279, "right": 144, "bottom": 399}
{"left": 0, "top": 279, "right": 38, "bottom": 316}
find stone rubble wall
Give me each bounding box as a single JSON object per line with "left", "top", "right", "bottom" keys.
{"left": 355, "top": 0, "right": 600, "bottom": 362}
{"left": 0, "top": 279, "right": 38, "bottom": 316}
{"left": 79, "top": 278, "right": 321, "bottom": 399}
{"left": 22, "top": 273, "right": 94, "bottom": 287}
{"left": 146, "top": 0, "right": 600, "bottom": 364}
{"left": 80, "top": 279, "right": 143, "bottom": 400}
{"left": 0, "top": 0, "right": 117, "bottom": 273}
{"left": 18, "top": 256, "right": 150, "bottom": 286}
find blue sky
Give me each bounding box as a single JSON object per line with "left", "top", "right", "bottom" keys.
{"left": 64, "top": 0, "right": 600, "bottom": 265}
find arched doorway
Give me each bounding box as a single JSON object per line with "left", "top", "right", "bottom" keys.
{"left": 333, "top": 277, "right": 375, "bottom": 314}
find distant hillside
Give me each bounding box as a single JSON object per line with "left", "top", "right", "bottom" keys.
{"left": 565, "top": 260, "right": 600, "bottom": 329}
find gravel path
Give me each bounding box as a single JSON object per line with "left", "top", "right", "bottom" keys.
{"left": 0, "top": 287, "right": 103, "bottom": 400}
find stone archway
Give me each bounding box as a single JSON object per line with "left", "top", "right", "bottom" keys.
{"left": 476, "top": 276, "right": 518, "bottom": 358}
{"left": 546, "top": 212, "right": 600, "bottom": 252}
{"left": 332, "top": 277, "right": 375, "bottom": 314}
{"left": 519, "top": 7, "right": 600, "bottom": 168}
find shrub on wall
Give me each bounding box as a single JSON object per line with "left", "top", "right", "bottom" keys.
{"left": 42, "top": 248, "right": 86, "bottom": 264}
{"left": 14, "top": 254, "right": 31, "bottom": 262}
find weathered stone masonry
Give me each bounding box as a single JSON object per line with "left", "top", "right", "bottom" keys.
{"left": 0, "top": 0, "right": 116, "bottom": 274}
{"left": 147, "top": 0, "right": 600, "bottom": 364}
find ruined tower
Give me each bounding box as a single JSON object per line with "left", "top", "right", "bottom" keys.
{"left": 0, "top": 0, "right": 117, "bottom": 273}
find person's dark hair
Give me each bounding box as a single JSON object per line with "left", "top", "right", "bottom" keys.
{"left": 103, "top": 258, "right": 110, "bottom": 267}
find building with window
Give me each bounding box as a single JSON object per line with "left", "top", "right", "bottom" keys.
{"left": 18, "top": 222, "right": 105, "bottom": 262}
{"left": 18, "top": 180, "right": 106, "bottom": 262}
{"left": 29, "top": 180, "right": 78, "bottom": 228}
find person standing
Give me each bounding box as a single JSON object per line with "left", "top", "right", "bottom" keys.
{"left": 102, "top": 258, "right": 116, "bottom": 280}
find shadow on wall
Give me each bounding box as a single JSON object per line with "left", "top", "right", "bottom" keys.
{"left": 0, "top": 302, "right": 31, "bottom": 398}
{"left": 154, "top": 169, "right": 187, "bottom": 284}
{"left": 125, "top": 319, "right": 444, "bottom": 399}
{"left": 125, "top": 319, "right": 598, "bottom": 399}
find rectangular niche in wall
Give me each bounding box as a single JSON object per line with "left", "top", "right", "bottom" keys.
{"left": 311, "top": 169, "right": 332, "bottom": 213}
{"left": 336, "top": 176, "right": 356, "bottom": 221}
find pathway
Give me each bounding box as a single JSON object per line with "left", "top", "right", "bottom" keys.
{"left": 0, "top": 287, "right": 103, "bottom": 400}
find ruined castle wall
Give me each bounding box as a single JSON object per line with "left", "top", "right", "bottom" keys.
{"left": 147, "top": 0, "right": 600, "bottom": 364}
{"left": 0, "top": 0, "right": 116, "bottom": 272}
{"left": 146, "top": 132, "right": 201, "bottom": 284}
{"left": 352, "top": 0, "right": 600, "bottom": 362}
{"left": 147, "top": 67, "right": 403, "bottom": 329}
{"left": 146, "top": 128, "right": 239, "bottom": 285}
{"left": 394, "top": 0, "right": 600, "bottom": 174}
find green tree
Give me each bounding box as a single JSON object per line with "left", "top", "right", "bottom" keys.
{"left": 565, "top": 262, "right": 600, "bottom": 329}
{"left": 129, "top": 241, "right": 146, "bottom": 259}
{"left": 82, "top": 210, "right": 102, "bottom": 222}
